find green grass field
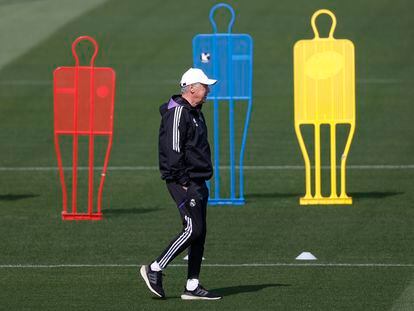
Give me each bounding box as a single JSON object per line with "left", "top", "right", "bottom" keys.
{"left": 0, "top": 0, "right": 413, "bottom": 310}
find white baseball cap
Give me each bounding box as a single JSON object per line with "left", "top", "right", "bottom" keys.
{"left": 180, "top": 68, "right": 217, "bottom": 87}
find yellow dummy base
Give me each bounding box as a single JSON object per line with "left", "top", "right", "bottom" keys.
{"left": 300, "top": 196, "right": 352, "bottom": 205}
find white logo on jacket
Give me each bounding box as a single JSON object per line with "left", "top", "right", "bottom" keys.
{"left": 190, "top": 199, "right": 196, "bottom": 207}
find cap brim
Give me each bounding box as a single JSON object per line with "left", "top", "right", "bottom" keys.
{"left": 181, "top": 79, "right": 218, "bottom": 87}
{"left": 203, "top": 79, "right": 217, "bottom": 85}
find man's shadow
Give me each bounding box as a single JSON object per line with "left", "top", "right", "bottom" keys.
{"left": 163, "top": 283, "right": 290, "bottom": 299}
{"left": 212, "top": 283, "right": 291, "bottom": 296}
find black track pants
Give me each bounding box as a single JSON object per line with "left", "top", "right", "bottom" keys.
{"left": 156, "top": 179, "right": 208, "bottom": 279}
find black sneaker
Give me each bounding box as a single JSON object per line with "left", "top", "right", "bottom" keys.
{"left": 140, "top": 265, "right": 165, "bottom": 298}
{"left": 181, "top": 284, "right": 222, "bottom": 300}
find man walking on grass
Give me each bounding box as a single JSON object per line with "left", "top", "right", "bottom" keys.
{"left": 140, "top": 68, "right": 222, "bottom": 300}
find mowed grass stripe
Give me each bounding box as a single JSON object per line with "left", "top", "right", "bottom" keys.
{"left": 0, "top": 0, "right": 108, "bottom": 70}
{"left": 391, "top": 275, "right": 414, "bottom": 310}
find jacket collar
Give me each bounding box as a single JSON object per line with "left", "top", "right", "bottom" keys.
{"left": 168, "top": 95, "right": 202, "bottom": 111}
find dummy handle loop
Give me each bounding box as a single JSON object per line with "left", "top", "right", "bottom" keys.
{"left": 71, "top": 36, "right": 99, "bottom": 67}
{"left": 311, "top": 9, "right": 337, "bottom": 39}
{"left": 209, "top": 3, "right": 235, "bottom": 33}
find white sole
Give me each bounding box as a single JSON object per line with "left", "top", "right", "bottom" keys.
{"left": 139, "top": 265, "right": 163, "bottom": 298}
{"left": 181, "top": 294, "right": 222, "bottom": 300}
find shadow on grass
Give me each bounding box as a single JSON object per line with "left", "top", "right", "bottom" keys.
{"left": 0, "top": 194, "right": 39, "bottom": 201}
{"left": 246, "top": 191, "right": 403, "bottom": 200}
{"left": 164, "top": 283, "right": 291, "bottom": 299}
{"left": 350, "top": 191, "right": 403, "bottom": 199}
{"left": 212, "top": 283, "right": 291, "bottom": 296}
{"left": 103, "top": 207, "right": 160, "bottom": 216}
{"left": 246, "top": 193, "right": 301, "bottom": 199}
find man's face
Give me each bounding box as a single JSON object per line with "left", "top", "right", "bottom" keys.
{"left": 191, "top": 83, "right": 210, "bottom": 105}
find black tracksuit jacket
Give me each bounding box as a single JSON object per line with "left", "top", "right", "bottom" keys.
{"left": 158, "top": 95, "right": 213, "bottom": 185}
